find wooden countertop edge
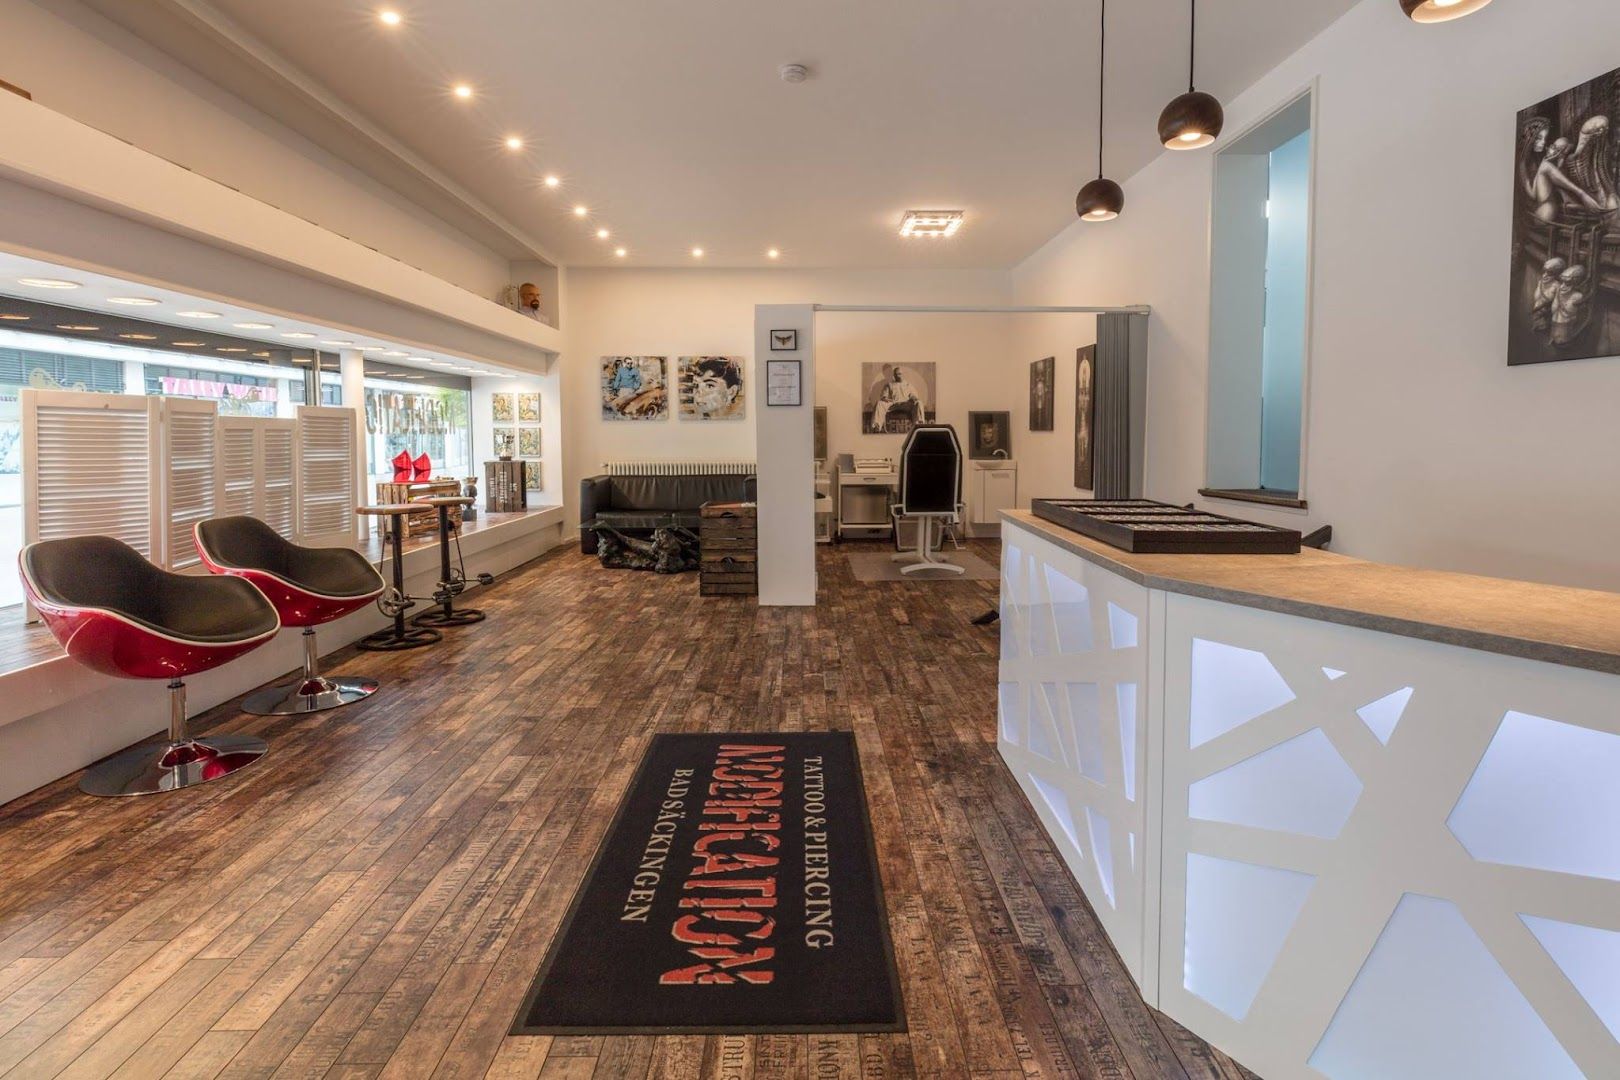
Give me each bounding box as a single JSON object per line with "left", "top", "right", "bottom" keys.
{"left": 1000, "top": 510, "right": 1620, "bottom": 677}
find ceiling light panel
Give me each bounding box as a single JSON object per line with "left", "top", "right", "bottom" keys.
{"left": 899, "top": 211, "right": 964, "bottom": 238}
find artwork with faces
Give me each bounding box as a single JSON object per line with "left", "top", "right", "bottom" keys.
{"left": 677, "top": 356, "right": 746, "bottom": 420}
{"left": 600, "top": 356, "right": 668, "bottom": 421}
{"left": 861, "top": 362, "right": 936, "bottom": 435}
{"left": 1030, "top": 356, "right": 1055, "bottom": 432}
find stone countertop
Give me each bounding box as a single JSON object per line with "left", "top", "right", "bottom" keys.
{"left": 1001, "top": 509, "right": 1620, "bottom": 676}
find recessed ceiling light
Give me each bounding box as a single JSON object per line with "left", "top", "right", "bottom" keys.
{"left": 56, "top": 324, "right": 100, "bottom": 332}
{"left": 691, "top": 247, "right": 705, "bottom": 258}
{"left": 281, "top": 332, "right": 316, "bottom": 339}
{"left": 108, "top": 296, "right": 161, "bottom": 306}
{"left": 292, "top": 355, "right": 312, "bottom": 364}
{"left": 233, "top": 321, "right": 273, "bottom": 330}
{"left": 899, "top": 210, "right": 964, "bottom": 238}
{"left": 404, "top": 374, "right": 426, "bottom": 379}
{"left": 505, "top": 136, "right": 524, "bottom": 151}
{"left": 543, "top": 175, "right": 561, "bottom": 188}
{"left": 358, "top": 345, "right": 385, "bottom": 351}
{"left": 252, "top": 351, "right": 271, "bottom": 358}
{"left": 218, "top": 347, "right": 248, "bottom": 353}
{"left": 614, "top": 247, "right": 627, "bottom": 258}
{"left": 428, "top": 360, "right": 455, "bottom": 366}
{"left": 176, "top": 310, "right": 222, "bottom": 319}
{"left": 596, "top": 228, "right": 610, "bottom": 240}
{"left": 0, "top": 314, "right": 30, "bottom": 322}
{"left": 171, "top": 341, "right": 207, "bottom": 347}
{"left": 767, "top": 248, "right": 781, "bottom": 260}
{"left": 378, "top": 9, "right": 402, "bottom": 27}
{"left": 17, "top": 278, "right": 81, "bottom": 290}
{"left": 321, "top": 340, "right": 355, "bottom": 347}
{"left": 573, "top": 205, "right": 588, "bottom": 218}
{"left": 452, "top": 83, "right": 474, "bottom": 100}
{"left": 119, "top": 333, "right": 158, "bottom": 341}
{"left": 382, "top": 350, "right": 409, "bottom": 357}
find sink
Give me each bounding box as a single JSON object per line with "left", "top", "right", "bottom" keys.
{"left": 973, "top": 459, "right": 1016, "bottom": 469}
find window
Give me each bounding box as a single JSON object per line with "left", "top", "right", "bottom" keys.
{"left": 1204, "top": 91, "right": 1314, "bottom": 507}
{"left": 363, "top": 381, "right": 472, "bottom": 489}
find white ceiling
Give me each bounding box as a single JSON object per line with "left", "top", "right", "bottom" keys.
{"left": 144, "top": 0, "right": 1357, "bottom": 269}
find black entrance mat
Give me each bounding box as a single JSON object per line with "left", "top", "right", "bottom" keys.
{"left": 512, "top": 732, "right": 905, "bottom": 1035}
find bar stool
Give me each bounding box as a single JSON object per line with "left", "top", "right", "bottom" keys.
{"left": 411, "top": 495, "right": 485, "bottom": 628}
{"left": 356, "top": 503, "right": 440, "bottom": 651}
{"left": 194, "top": 516, "right": 387, "bottom": 715}
{"left": 20, "top": 536, "right": 280, "bottom": 797}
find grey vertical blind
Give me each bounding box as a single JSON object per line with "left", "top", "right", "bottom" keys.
{"left": 1093, "top": 313, "right": 1133, "bottom": 500}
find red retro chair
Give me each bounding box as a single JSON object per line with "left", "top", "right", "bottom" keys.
{"left": 20, "top": 536, "right": 280, "bottom": 797}
{"left": 194, "top": 516, "right": 386, "bottom": 715}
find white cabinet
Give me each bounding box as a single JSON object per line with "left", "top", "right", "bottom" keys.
{"left": 971, "top": 461, "right": 1017, "bottom": 535}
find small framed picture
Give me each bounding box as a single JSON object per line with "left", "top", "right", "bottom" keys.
{"left": 769, "top": 329, "right": 798, "bottom": 352}
{"left": 766, "top": 359, "right": 802, "bottom": 406}
{"left": 968, "top": 410, "right": 1012, "bottom": 460}
{"left": 494, "top": 429, "right": 516, "bottom": 457}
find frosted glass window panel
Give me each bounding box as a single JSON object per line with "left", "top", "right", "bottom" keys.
{"left": 1309, "top": 895, "right": 1580, "bottom": 1080}
{"left": 1043, "top": 563, "right": 1094, "bottom": 655}
{"left": 1188, "top": 728, "right": 1363, "bottom": 839}
{"left": 1086, "top": 806, "right": 1116, "bottom": 907}
{"left": 1067, "top": 682, "right": 1107, "bottom": 783}
{"left": 1128, "top": 831, "right": 1136, "bottom": 870}
{"left": 1189, "top": 638, "right": 1296, "bottom": 747}
{"left": 1321, "top": 667, "right": 1347, "bottom": 680}
{"left": 1108, "top": 601, "right": 1138, "bottom": 649}
{"left": 1030, "top": 773, "right": 1083, "bottom": 857}
{"left": 999, "top": 682, "right": 1023, "bottom": 745}
{"left": 1028, "top": 684, "right": 1065, "bottom": 765}
{"left": 1356, "top": 686, "right": 1413, "bottom": 745}
{"left": 1117, "top": 682, "right": 1138, "bottom": 801}
{"left": 1447, "top": 711, "right": 1620, "bottom": 881}
{"left": 1522, "top": 915, "right": 1620, "bottom": 1044}
{"left": 1183, "top": 854, "right": 1315, "bottom": 1021}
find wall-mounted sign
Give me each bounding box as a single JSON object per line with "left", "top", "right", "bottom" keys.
{"left": 766, "top": 359, "right": 802, "bottom": 406}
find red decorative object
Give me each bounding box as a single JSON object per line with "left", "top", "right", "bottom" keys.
{"left": 413, "top": 453, "right": 432, "bottom": 481}
{"left": 392, "top": 451, "right": 413, "bottom": 482}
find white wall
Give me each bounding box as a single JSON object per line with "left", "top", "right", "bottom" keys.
{"left": 1012, "top": 0, "right": 1620, "bottom": 592}
{"left": 0, "top": 0, "right": 511, "bottom": 297}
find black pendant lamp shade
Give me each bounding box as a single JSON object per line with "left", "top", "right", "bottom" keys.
{"left": 1159, "top": 0, "right": 1223, "bottom": 149}
{"left": 1077, "top": 0, "right": 1122, "bottom": 222}
{"left": 1400, "top": 0, "right": 1494, "bottom": 23}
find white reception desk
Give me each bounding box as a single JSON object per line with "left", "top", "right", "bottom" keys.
{"left": 997, "top": 511, "right": 1620, "bottom": 1080}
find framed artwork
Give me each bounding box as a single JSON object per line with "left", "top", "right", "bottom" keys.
{"left": 523, "top": 459, "right": 542, "bottom": 491}
{"left": 494, "top": 429, "right": 517, "bottom": 457}
{"left": 600, "top": 356, "right": 668, "bottom": 420}
{"left": 968, "top": 411, "right": 1011, "bottom": 460}
{"left": 518, "top": 392, "right": 541, "bottom": 423}
{"left": 770, "top": 329, "right": 798, "bottom": 352}
{"left": 1075, "top": 346, "right": 1096, "bottom": 490}
{"left": 1510, "top": 64, "right": 1620, "bottom": 366}
{"left": 814, "top": 406, "right": 828, "bottom": 462}
{"left": 491, "top": 393, "right": 515, "bottom": 424}
{"left": 518, "top": 427, "right": 541, "bottom": 456}
{"left": 860, "top": 362, "right": 936, "bottom": 434}
{"left": 677, "top": 356, "right": 746, "bottom": 420}
{"left": 766, "top": 359, "right": 802, "bottom": 406}
{"left": 1029, "top": 356, "right": 1055, "bottom": 431}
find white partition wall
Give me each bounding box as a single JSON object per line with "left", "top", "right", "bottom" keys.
{"left": 295, "top": 404, "right": 358, "bottom": 548}
{"left": 22, "top": 389, "right": 162, "bottom": 560}
{"left": 753, "top": 304, "right": 816, "bottom": 606}
{"left": 160, "top": 398, "right": 220, "bottom": 571}
{"left": 217, "top": 417, "right": 297, "bottom": 539}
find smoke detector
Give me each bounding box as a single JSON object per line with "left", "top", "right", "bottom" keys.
{"left": 779, "top": 63, "right": 810, "bottom": 84}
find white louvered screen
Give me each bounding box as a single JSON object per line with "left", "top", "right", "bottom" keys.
{"left": 296, "top": 406, "right": 357, "bottom": 547}
{"left": 217, "top": 417, "right": 298, "bottom": 541}
{"left": 22, "top": 389, "right": 161, "bottom": 558}
{"left": 162, "top": 399, "right": 219, "bottom": 570}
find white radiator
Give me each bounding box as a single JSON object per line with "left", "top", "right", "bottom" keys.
{"left": 603, "top": 461, "right": 756, "bottom": 477}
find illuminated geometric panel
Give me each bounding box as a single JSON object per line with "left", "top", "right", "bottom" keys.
{"left": 1184, "top": 854, "right": 1315, "bottom": 1021}
{"left": 1447, "top": 711, "right": 1620, "bottom": 881}
{"left": 1188, "top": 729, "right": 1363, "bottom": 839}
{"left": 1066, "top": 682, "right": 1107, "bottom": 783}
{"left": 1028, "top": 683, "right": 1064, "bottom": 765}
{"left": 998, "top": 682, "right": 1023, "bottom": 745}
{"left": 1086, "top": 806, "right": 1115, "bottom": 907}
{"left": 1043, "top": 563, "right": 1094, "bottom": 655}
{"left": 1108, "top": 601, "right": 1138, "bottom": 649}
{"left": 1309, "top": 895, "right": 1581, "bottom": 1079}
{"left": 1356, "top": 687, "right": 1413, "bottom": 745}
{"left": 1029, "top": 773, "right": 1082, "bottom": 856}
{"left": 1117, "top": 682, "right": 1138, "bottom": 801}
{"left": 1189, "top": 638, "right": 1296, "bottom": 747}
{"left": 1322, "top": 667, "right": 1347, "bottom": 680}
{"left": 1521, "top": 915, "right": 1620, "bottom": 1043}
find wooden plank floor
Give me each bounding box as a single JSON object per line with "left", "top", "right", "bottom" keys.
{"left": 0, "top": 541, "right": 1259, "bottom": 1079}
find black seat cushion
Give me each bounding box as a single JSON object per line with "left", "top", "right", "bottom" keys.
{"left": 23, "top": 536, "right": 279, "bottom": 644}
{"left": 899, "top": 426, "right": 962, "bottom": 514}
{"left": 196, "top": 516, "right": 384, "bottom": 599}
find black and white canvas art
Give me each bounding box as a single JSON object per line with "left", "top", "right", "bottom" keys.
{"left": 676, "top": 356, "right": 745, "bottom": 420}
{"left": 600, "top": 356, "right": 668, "bottom": 421}
{"left": 969, "top": 411, "right": 1011, "bottom": 459}
{"left": 1029, "top": 356, "right": 1055, "bottom": 431}
{"left": 1510, "top": 65, "right": 1620, "bottom": 366}
{"left": 861, "top": 363, "right": 936, "bottom": 435}
{"left": 1075, "top": 346, "right": 1096, "bottom": 490}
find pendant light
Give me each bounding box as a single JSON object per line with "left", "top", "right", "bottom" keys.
{"left": 1076, "top": 0, "right": 1124, "bottom": 222}
{"left": 1158, "top": 0, "right": 1224, "bottom": 150}
{"left": 1400, "top": 0, "right": 1494, "bottom": 23}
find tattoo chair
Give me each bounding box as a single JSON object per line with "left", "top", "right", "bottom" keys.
{"left": 20, "top": 536, "right": 280, "bottom": 796}
{"left": 195, "top": 516, "right": 386, "bottom": 714}
{"left": 890, "top": 424, "right": 966, "bottom": 575}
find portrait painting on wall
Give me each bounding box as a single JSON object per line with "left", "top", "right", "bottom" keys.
{"left": 600, "top": 356, "right": 668, "bottom": 420}
{"left": 860, "top": 362, "right": 936, "bottom": 435}
{"left": 677, "top": 356, "right": 746, "bottom": 420}
{"left": 1029, "top": 356, "right": 1055, "bottom": 431}
{"left": 968, "top": 411, "right": 1011, "bottom": 460}
{"left": 1510, "top": 64, "right": 1620, "bottom": 366}
{"left": 492, "top": 393, "right": 514, "bottom": 424}
{"left": 518, "top": 392, "right": 540, "bottom": 423}
{"left": 1075, "top": 346, "right": 1096, "bottom": 490}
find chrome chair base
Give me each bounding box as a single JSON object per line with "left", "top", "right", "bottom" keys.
{"left": 80, "top": 734, "right": 268, "bottom": 798}
{"left": 241, "top": 675, "right": 379, "bottom": 716}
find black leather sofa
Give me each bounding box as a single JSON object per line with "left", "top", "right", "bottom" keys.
{"left": 580, "top": 472, "right": 757, "bottom": 554}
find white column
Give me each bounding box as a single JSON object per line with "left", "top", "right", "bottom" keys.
{"left": 339, "top": 349, "right": 368, "bottom": 540}
{"left": 753, "top": 304, "right": 816, "bottom": 606}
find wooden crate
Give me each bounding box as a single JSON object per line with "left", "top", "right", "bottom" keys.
{"left": 485, "top": 460, "right": 528, "bottom": 513}
{"left": 375, "top": 479, "right": 462, "bottom": 536}
{"left": 699, "top": 502, "right": 757, "bottom": 597}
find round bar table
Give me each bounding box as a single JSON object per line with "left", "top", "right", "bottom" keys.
{"left": 355, "top": 503, "right": 440, "bottom": 651}
{"left": 411, "top": 495, "right": 486, "bottom": 628}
